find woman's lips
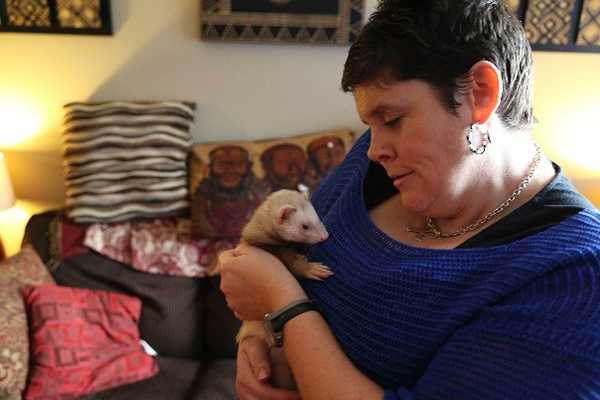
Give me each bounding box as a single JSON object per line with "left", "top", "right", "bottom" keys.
{"left": 392, "top": 172, "right": 413, "bottom": 186}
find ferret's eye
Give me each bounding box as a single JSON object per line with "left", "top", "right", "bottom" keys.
{"left": 302, "top": 224, "right": 309, "bottom": 230}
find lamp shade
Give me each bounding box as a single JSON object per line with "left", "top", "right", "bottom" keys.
{"left": 0, "top": 152, "right": 15, "bottom": 211}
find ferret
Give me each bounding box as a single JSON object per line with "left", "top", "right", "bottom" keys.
{"left": 235, "top": 188, "right": 332, "bottom": 338}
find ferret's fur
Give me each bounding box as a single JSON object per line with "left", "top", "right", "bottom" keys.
{"left": 236, "top": 189, "right": 332, "bottom": 346}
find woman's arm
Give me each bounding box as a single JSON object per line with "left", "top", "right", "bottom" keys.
{"left": 218, "top": 244, "right": 384, "bottom": 400}
{"left": 283, "top": 307, "right": 384, "bottom": 400}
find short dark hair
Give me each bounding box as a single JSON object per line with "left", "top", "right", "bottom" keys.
{"left": 342, "top": 0, "right": 534, "bottom": 130}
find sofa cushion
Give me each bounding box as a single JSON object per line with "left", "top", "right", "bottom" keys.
{"left": 81, "top": 358, "right": 235, "bottom": 400}
{"left": 189, "top": 128, "right": 355, "bottom": 238}
{"left": 83, "top": 217, "right": 237, "bottom": 277}
{"left": 0, "top": 246, "right": 55, "bottom": 400}
{"left": 23, "top": 211, "right": 242, "bottom": 361}
{"left": 50, "top": 213, "right": 91, "bottom": 262}
{"left": 62, "top": 101, "right": 195, "bottom": 223}
{"left": 52, "top": 252, "right": 209, "bottom": 359}
{"left": 203, "top": 276, "right": 241, "bottom": 360}
{"left": 22, "top": 284, "right": 158, "bottom": 399}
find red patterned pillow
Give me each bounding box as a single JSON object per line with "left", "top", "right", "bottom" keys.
{"left": 21, "top": 285, "right": 158, "bottom": 400}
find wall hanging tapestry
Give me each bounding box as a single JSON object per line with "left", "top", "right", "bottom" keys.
{"left": 507, "top": 0, "right": 600, "bottom": 52}
{"left": 0, "top": 0, "right": 112, "bottom": 35}
{"left": 200, "top": 0, "right": 365, "bottom": 44}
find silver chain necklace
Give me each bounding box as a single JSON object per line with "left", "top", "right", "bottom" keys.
{"left": 407, "top": 144, "right": 542, "bottom": 241}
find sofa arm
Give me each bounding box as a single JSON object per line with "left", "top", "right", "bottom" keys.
{"left": 21, "top": 210, "right": 61, "bottom": 266}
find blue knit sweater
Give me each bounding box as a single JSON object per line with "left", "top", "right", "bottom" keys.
{"left": 303, "top": 133, "right": 600, "bottom": 400}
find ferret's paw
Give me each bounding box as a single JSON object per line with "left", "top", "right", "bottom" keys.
{"left": 305, "top": 263, "right": 334, "bottom": 280}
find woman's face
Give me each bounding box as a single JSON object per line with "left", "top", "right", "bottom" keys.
{"left": 354, "top": 79, "right": 475, "bottom": 216}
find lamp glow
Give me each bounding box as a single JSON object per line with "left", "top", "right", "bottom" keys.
{"left": 0, "top": 153, "right": 15, "bottom": 211}
{"left": 537, "top": 101, "right": 600, "bottom": 179}
{"left": 0, "top": 99, "right": 43, "bottom": 147}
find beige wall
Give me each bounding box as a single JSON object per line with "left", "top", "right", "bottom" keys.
{"left": 532, "top": 52, "right": 600, "bottom": 180}
{"left": 0, "top": 0, "right": 599, "bottom": 254}
{"left": 0, "top": 0, "right": 377, "bottom": 203}
{"left": 531, "top": 52, "right": 600, "bottom": 206}
{"left": 1, "top": 0, "right": 598, "bottom": 195}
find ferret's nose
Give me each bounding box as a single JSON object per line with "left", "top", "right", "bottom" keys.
{"left": 321, "top": 230, "right": 329, "bottom": 241}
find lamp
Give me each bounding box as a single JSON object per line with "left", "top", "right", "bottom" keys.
{"left": 0, "top": 152, "right": 15, "bottom": 210}
{"left": 0, "top": 152, "right": 15, "bottom": 260}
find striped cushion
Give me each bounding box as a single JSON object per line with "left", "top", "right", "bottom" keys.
{"left": 62, "top": 101, "right": 195, "bottom": 223}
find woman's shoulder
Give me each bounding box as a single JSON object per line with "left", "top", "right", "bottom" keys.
{"left": 513, "top": 209, "right": 600, "bottom": 265}
{"left": 571, "top": 208, "right": 600, "bottom": 232}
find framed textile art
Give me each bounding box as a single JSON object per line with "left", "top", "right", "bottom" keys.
{"left": 0, "top": 0, "right": 112, "bottom": 35}
{"left": 507, "top": 0, "right": 600, "bottom": 52}
{"left": 200, "top": 0, "right": 365, "bottom": 44}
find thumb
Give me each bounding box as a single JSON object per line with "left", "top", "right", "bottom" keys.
{"left": 242, "top": 337, "right": 272, "bottom": 383}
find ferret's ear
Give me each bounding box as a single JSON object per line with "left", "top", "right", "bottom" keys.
{"left": 277, "top": 205, "right": 297, "bottom": 224}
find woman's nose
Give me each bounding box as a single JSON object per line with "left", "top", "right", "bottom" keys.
{"left": 367, "top": 133, "right": 394, "bottom": 163}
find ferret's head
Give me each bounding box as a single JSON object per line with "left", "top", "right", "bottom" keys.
{"left": 272, "top": 190, "right": 329, "bottom": 245}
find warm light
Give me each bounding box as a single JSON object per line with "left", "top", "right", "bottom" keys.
{"left": 535, "top": 100, "right": 600, "bottom": 179}
{"left": 552, "top": 102, "right": 600, "bottom": 175}
{"left": 0, "top": 199, "right": 63, "bottom": 257}
{"left": 0, "top": 153, "right": 15, "bottom": 211}
{"left": 0, "top": 202, "right": 30, "bottom": 257}
{"left": 0, "top": 98, "right": 43, "bottom": 147}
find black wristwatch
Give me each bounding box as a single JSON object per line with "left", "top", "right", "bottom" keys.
{"left": 263, "top": 299, "right": 319, "bottom": 347}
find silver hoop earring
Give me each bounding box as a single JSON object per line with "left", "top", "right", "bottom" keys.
{"left": 466, "top": 124, "right": 491, "bottom": 155}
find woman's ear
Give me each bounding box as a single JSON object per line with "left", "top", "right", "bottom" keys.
{"left": 467, "top": 60, "right": 503, "bottom": 124}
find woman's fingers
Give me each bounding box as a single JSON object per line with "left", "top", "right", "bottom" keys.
{"left": 242, "top": 336, "right": 272, "bottom": 382}
{"left": 216, "top": 245, "right": 255, "bottom": 274}
{"left": 217, "top": 249, "right": 238, "bottom": 266}
{"left": 236, "top": 337, "right": 301, "bottom": 400}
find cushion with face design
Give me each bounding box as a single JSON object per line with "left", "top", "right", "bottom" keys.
{"left": 188, "top": 128, "right": 355, "bottom": 239}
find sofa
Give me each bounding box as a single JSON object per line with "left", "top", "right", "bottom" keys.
{"left": 19, "top": 210, "right": 239, "bottom": 399}
{"left": 1, "top": 101, "right": 355, "bottom": 399}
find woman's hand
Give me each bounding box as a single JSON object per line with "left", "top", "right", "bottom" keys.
{"left": 217, "top": 243, "right": 307, "bottom": 319}
{"left": 236, "top": 336, "right": 301, "bottom": 400}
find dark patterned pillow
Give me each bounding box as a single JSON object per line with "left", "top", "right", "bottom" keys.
{"left": 22, "top": 284, "right": 158, "bottom": 399}
{"left": 62, "top": 101, "right": 195, "bottom": 223}
{"left": 189, "top": 128, "right": 355, "bottom": 238}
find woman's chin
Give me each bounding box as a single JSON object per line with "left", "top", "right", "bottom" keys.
{"left": 400, "top": 194, "right": 430, "bottom": 215}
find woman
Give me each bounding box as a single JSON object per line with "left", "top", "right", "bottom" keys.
{"left": 218, "top": 1, "right": 600, "bottom": 399}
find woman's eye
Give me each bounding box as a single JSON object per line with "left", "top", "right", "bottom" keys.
{"left": 384, "top": 117, "right": 400, "bottom": 127}
{"left": 302, "top": 224, "right": 309, "bottom": 230}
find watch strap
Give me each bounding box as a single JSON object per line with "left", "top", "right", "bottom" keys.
{"left": 264, "top": 299, "right": 319, "bottom": 347}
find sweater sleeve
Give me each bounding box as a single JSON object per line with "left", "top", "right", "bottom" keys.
{"left": 386, "top": 250, "right": 600, "bottom": 399}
